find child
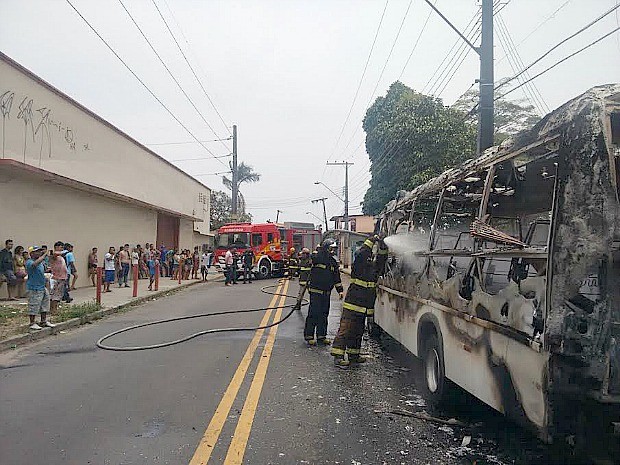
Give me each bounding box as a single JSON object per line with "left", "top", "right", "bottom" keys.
{"left": 147, "top": 252, "right": 158, "bottom": 291}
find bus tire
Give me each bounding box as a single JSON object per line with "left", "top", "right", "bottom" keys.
{"left": 257, "top": 259, "right": 271, "bottom": 280}
{"left": 422, "top": 333, "right": 447, "bottom": 403}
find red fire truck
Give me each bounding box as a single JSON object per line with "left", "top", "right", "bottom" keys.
{"left": 214, "top": 221, "right": 322, "bottom": 279}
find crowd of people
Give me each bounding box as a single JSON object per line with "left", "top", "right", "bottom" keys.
{"left": 0, "top": 239, "right": 216, "bottom": 330}
{"left": 0, "top": 239, "right": 79, "bottom": 330}
{"left": 89, "top": 244, "right": 216, "bottom": 292}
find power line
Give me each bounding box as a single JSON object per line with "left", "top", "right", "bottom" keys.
{"left": 495, "top": 13, "right": 550, "bottom": 114}
{"left": 398, "top": 1, "right": 435, "bottom": 80}
{"left": 337, "top": 0, "right": 415, "bottom": 160}
{"left": 497, "top": 0, "right": 571, "bottom": 64}
{"left": 64, "top": 0, "right": 227, "bottom": 168}
{"left": 422, "top": 8, "right": 480, "bottom": 95}
{"left": 146, "top": 137, "right": 232, "bottom": 146}
{"left": 496, "top": 3, "right": 620, "bottom": 93}
{"left": 327, "top": 0, "right": 389, "bottom": 160}
{"left": 117, "top": 0, "right": 230, "bottom": 160}
{"left": 498, "top": 25, "right": 620, "bottom": 101}
{"left": 170, "top": 153, "right": 232, "bottom": 162}
{"left": 151, "top": 0, "right": 232, "bottom": 144}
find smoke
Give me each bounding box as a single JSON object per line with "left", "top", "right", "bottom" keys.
{"left": 384, "top": 232, "right": 428, "bottom": 255}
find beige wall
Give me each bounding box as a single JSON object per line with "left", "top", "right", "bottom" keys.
{"left": 0, "top": 170, "right": 208, "bottom": 295}
{"left": 0, "top": 57, "right": 210, "bottom": 235}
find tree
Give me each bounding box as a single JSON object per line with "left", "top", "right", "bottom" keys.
{"left": 222, "top": 162, "right": 261, "bottom": 214}
{"left": 452, "top": 84, "right": 541, "bottom": 144}
{"left": 210, "top": 190, "right": 252, "bottom": 230}
{"left": 362, "top": 82, "right": 477, "bottom": 215}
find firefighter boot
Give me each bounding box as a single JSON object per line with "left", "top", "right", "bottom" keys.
{"left": 317, "top": 337, "right": 331, "bottom": 346}
{"left": 333, "top": 355, "right": 349, "bottom": 369}
{"left": 305, "top": 336, "right": 316, "bottom": 346}
{"left": 348, "top": 355, "right": 367, "bottom": 364}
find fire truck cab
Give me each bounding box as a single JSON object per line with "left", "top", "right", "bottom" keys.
{"left": 215, "top": 222, "right": 322, "bottom": 279}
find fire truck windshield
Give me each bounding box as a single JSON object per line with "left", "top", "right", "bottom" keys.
{"left": 216, "top": 232, "right": 250, "bottom": 249}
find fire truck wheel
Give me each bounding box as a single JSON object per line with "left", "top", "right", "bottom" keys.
{"left": 257, "top": 259, "right": 271, "bottom": 280}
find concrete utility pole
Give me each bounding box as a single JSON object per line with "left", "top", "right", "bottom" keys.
{"left": 231, "top": 124, "right": 238, "bottom": 220}
{"left": 326, "top": 161, "right": 353, "bottom": 230}
{"left": 311, "top": 197, "right": 329, "bottom": 231}
{"left": 424, "top": 0, "right": 494, "bottom": 154}
{"left": 478, "top": 0, "right": 494, "bottom": 153}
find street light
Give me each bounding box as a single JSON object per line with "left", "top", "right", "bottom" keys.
{"left": 314, "top": 181, "right": 344, "bottom": 202}
{"left": 305, "top": 211, "right": 324, "bottom": 225}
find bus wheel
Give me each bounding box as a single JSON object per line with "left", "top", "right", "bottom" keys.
{"left": 423, "top": 334, "right": 446, "bottom": 402}
{"left": 257, "top": 260, "right": 271, "bottom": 280}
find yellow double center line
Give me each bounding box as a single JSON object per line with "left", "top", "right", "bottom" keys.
{"left": 189, "top": 280, "right": 289, "bottom": 465}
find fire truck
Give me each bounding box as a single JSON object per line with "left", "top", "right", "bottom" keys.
{"left": 214, "top": 221, "right": 322, "bottom": 279}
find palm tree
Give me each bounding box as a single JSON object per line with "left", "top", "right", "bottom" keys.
{"left": 222, "top": 162, "right": 261, "bottom": 214}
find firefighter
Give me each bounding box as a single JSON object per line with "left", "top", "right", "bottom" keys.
{"left": 293, "top": 247, "right": 311, "bottom": 310}
{"left": 303, "top": 239, "right": 343, "bottom": 346}
{"left": 288, "top": 247, "right": 298, "bottom": 279}
{"left": 241, "top": 249, "right": 254, "bottom": 284}
{"left": 331, "top": 235, "right": 388, "bottom": 367}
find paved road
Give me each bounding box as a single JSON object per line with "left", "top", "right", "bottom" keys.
{"left": 1, "top": 277, "right": 551, "bottom": 465}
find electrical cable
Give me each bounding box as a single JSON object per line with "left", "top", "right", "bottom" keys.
{"left": 152, "top": 0, "right": 232, "bottom": 141}
{"left": 495, "top": 3, "right": 620, "bottom": 92}
{"left": 337, "top": 0, "right": 414, "bottom": 160}
{"left": 97, "top": 282, "right": 307, "bottom": 351}
{"left": 64, "top": 0, "right": 227, "bottom": 168}
{"left": 496, "top": 0, "right": 571, "bottom": 64}
{"left": 495, "top": 12, "right": 550, "bottom": 114}
{"left": 327, "top": 0, "right": 389, "bottom": 161}
{"left": 118, "top": 0, "right": 230, "bottom": 156}
{"left": 497, "top": 25, "right": 620, "bottom": 100}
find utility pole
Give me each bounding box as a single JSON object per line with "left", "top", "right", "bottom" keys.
{"left": 311, "top": 197, "right": 329, "bottom": 231}
{"left": 424, "top": 0, "right": 494, "bottom": 154}
{"left": 326, "top": 161, "right": 353, "bottom": 230}
{"left": 478, "top": 0, "right": 494, "bottom": 153}
{"left": 276, "top": 209, "right": 283, "bottom": 223}
{"left": 231, "top": 124, "right": 238, "bottom": 220}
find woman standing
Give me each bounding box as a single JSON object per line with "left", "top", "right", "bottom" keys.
{"left": 13, "top": 246, "right": 27, "bottom": 298}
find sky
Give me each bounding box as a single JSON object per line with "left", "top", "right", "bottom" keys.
{"left": 1, "top": 0, "right": 619, "bottom": 229}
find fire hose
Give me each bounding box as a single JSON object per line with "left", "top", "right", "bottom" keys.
{"left": 96, "top": 281, "right": 306, "bottom": 351}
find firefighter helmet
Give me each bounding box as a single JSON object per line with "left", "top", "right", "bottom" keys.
{"left": 289, "top": 247, "right": 296, "bottom": 253}
{"left": 321, "top": 238, "right": 337, "bottom": 251}
{"left": 301, "top": 247, "right": 310, "bottom": 254}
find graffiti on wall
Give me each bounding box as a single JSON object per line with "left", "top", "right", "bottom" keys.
{"left": 0, "top": 89, "right": 90, "bottom": 165}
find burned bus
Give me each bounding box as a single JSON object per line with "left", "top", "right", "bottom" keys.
{"left": 373, "top": 84, "right": 620, "bottom": 453}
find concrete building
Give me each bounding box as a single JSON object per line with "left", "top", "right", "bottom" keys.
{"left": 329, "top": 214, "right": 375, "bottom": 233}
{"left": 0, "top": 52, "right": 211, "bottom": 292}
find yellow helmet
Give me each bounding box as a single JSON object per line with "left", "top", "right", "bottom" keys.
{"left": 289, "top": 247, "right": 296, "bottom": 253}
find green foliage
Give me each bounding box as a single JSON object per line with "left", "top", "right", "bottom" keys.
{"left": 222, "top": 162, "right": 261, "bottom": 214}
{"left": 362, "top": 82, "right": 477, "bottom": 215}
{"left": 57, "top": 300, "right": 101, "bottom": 322}
{"left": 451, "top": 86, "right": 541, "bottom": 143}
{"left": 210, "top": 190, "right": 252, "bottom": 230}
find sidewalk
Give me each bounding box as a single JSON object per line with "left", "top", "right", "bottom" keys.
{"left": 0, "top": 270, "right": 222, "bottom": 352}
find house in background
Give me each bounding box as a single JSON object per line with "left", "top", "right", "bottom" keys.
{"left": 329, "top": 214, "right": 375, "bottom": 233}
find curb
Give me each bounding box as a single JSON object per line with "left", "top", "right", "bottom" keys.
{"left": 0, "top": 277, "right": 223, "bottom": 353}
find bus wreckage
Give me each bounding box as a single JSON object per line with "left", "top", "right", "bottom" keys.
{"left": 373, "top": 84, "right": 620, "bottom": 454}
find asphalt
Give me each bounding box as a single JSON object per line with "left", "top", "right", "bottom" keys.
{"left": 0, "top": 276, "right": 554, "bottom": 465}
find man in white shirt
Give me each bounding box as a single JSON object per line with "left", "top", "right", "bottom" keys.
{"left": 224, "top": 248, "right": 234, "bottom": 286}
{"left": 103, "top": 247, "right": 116, "bottom": 293}
{"left": 200, "top": 251, "right": 209, "bottom": 282}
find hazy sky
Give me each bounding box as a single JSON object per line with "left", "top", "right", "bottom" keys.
{"left": 1, "top": 0, "right": 619, "bottom": 228}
